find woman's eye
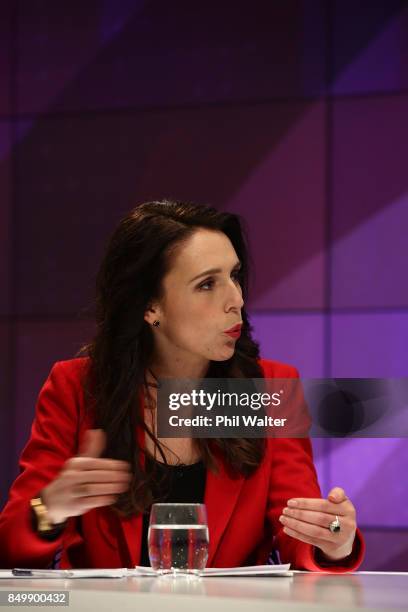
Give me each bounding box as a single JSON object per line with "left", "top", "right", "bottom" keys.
{"left": 198, "top": 279, "right": 214, "bottom": 290}
{"left": 198, "top": 271, "right": 241, "bottom": 291}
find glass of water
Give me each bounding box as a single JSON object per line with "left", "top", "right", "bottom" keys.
{"left": 148, "top": 503, "right": 209, "bottom": 576}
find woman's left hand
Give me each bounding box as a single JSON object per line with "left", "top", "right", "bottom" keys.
{"left": 278, "top": 486, "right": 357, "bottom": 561}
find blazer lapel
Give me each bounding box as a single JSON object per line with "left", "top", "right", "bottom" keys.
{"left": 205, "top": 455, "right": 245, "bottom": 566}
{"left": 120, "top": 514, "right": 142, "bottom": 567}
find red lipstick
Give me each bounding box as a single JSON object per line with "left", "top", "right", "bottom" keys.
{"left": 223, "top": 323, "right": 243, "bottom": 338}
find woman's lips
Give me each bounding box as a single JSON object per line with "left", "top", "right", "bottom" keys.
{"left": 224, "top": 329, "right": 241, "bottom": 339}
{"left": 223, "top": 323, "right": 242, "bottom": 339}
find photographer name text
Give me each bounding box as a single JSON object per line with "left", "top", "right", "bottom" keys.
{"left": 168, "top": 415, "right": 287, "bottom": 427}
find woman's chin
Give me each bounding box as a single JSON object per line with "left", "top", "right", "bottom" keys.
{"left": 212, "top": 344, "right": 236, "bottom": 361}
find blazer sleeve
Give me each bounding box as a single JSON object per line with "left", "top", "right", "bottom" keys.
{"left": 0, "top": 361, "right": 85, "bottom": 568}
{"left": 263, "top": 364, "right": 365, "bottom": 572}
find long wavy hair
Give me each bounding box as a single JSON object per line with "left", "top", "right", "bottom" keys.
{"left": 79, "top": 200, "right": 266, "bottom": 516}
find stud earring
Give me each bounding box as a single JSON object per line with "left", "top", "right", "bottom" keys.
{"left": 152, "top": 320, "right": 160, "bottom": 327}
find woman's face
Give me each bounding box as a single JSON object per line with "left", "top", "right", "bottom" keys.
{"left": 145, "top": 229, "right": 244, "bottom": 371}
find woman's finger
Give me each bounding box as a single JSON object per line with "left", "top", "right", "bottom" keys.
{"left": 282, "top": 507, "right": 351, "bottom": 530}
{"left": 65, "top": 456, "right": 131, "bottom": 473}
{"left": 282, "top": 525, "right": 335, "bottom": 549}
{"left": 71, "top": 495, "right": 118, "bottom": 514}
{"left": 287, "top": 497, "right": 350, "bottom": 516}
{"left": 71, "top": 481, "right": 130, "bottom": 498}
{"left": 71, "top": 469, "right": 132, "bottom": 484}
{"left": 327, "top": 486, "right": 348, "bottom": 503}
{"left": 279, "top": 513, "right": 350, "bottom": 544}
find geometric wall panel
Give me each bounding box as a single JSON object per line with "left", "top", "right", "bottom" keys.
{"left": 331, "top": 313, "right": 408, "bottom": 377}
{"left": 0, "top": 323, "right": 12, "bottom": 508}
{"left": 332, "top": 96, "right": 408, "bottom": 308}
{"left": 17, "top": 2, "right": 326, "bottom": 114}
{"left": 328, "top": 438, "right": 408, "bottom": 528}
{"left": 235, "top": 102, "right": 326, "bottom": 310}
{"left": 15, "top": 103, "right": 324, "bottom": 315}
{"left": 0, "top": 2, "right": 11, "bottom": 114}
{"left": 13, "top": 319, "right": 95, "bottom": 470}
{"left": 0, "top": 122, "right": 11, "bottom": 316}
{"left": 250, "top": 312, "right": 325, "bottom": 377}
{"left": 332, "top": 2, "right": 408, "bottom": 95}
{"left": 359, "top": 528, "right": 408, "bottom": 571}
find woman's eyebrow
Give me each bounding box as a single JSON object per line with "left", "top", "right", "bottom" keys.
{"left": 189, "top": 261, "right": 241, "bottom": 284}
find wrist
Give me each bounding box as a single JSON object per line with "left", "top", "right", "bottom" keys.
{"left": 315, "top": 545, "right": 353, "bottom": 565}
{"left": 40, "top": 488, "right": 67, "bottom": 525}
{"left": 30, "top": 493, "right": 67, "bottom": 535}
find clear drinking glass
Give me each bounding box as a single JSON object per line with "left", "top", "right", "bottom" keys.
{"left": 148, "top": 503, "right": 209, "bottom": 576}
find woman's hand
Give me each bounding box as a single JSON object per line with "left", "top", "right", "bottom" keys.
{"left": 41, "top": 429, "right": 132, "bottom": 525}
{"left": 278, "top": 487, "right": 357, "bottom": 561}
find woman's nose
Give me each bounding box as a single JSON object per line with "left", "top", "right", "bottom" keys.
{"left": 226, "top": 280, "right": 244, "bottom": 310}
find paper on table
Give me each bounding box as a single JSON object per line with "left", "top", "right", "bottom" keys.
{"left": 3, "top": 564, "right": 292, "bottom": 579}
{"left": 133, "top": 564, "right": 292, "bottom": 577}
{"left": 6, "top": 568, "right": 131, "bottom": 579}
{"left": 202, "top": 564, "right": 292, "bottom": 577}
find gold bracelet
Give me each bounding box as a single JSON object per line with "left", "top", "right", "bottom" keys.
{"left": 30, "top": 495, "right": 65, "bottom": 533}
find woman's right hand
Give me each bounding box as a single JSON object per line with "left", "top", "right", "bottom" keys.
{"left": 41, "top": 429, "right": 132, "bottom": 525}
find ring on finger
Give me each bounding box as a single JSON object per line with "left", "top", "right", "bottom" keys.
{"left": 328, "top": 515, "right": 341, "bottom": 533}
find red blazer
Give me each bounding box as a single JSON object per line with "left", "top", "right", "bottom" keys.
{"left": 0, "top": 357, "right": 365, "bottom": 571}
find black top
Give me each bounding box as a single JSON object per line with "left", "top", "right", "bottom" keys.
{"left": 139, "top": 456, "right": 207, "bottom": 567}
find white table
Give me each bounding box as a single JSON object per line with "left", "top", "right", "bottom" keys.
{"left": 1, "top": 571, "right": 407, "bottom": 611}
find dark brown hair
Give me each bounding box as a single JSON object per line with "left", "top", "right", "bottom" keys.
{"left": 79, "top": 200, "right": 266, "bottom": 516}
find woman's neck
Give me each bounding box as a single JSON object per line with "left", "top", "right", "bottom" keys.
{"left": 147, "top": 356, "right": 210, "bottom": 380}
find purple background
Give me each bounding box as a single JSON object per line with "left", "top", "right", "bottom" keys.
{"left": 1, "top": 1, "right": 407, "bottom": 570}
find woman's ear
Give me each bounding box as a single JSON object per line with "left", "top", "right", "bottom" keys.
{"left": 144, "top": 302, "right": 161, "bottom": 326}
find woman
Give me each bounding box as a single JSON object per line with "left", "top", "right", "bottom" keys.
{"left": 0, "top": 200, "right": 364, "bottom": 570}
